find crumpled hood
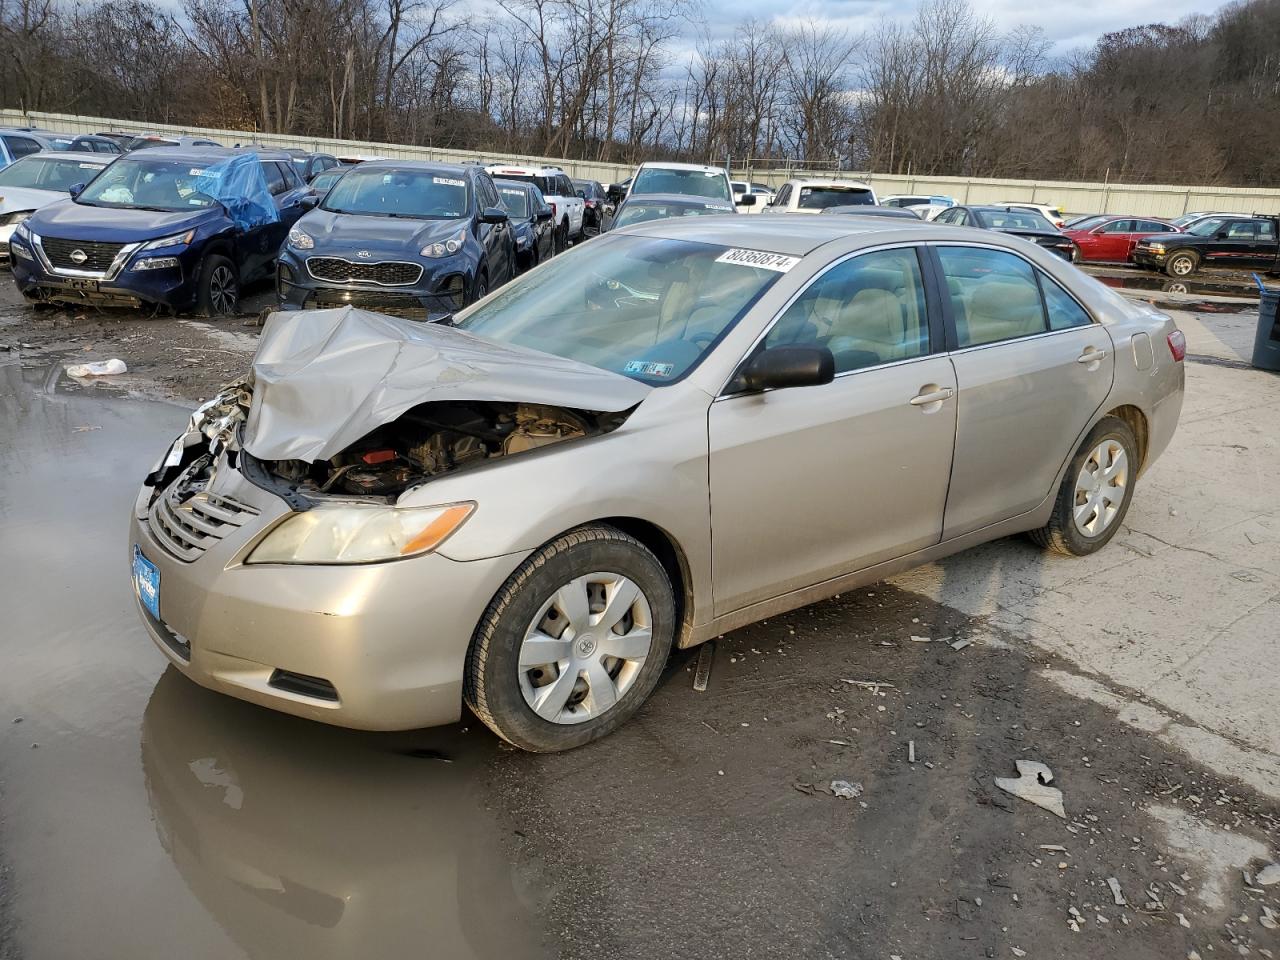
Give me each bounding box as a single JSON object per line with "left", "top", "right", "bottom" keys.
{"left": 0, "top": 186, "right": 65, "bottom": 214}
{"left": 243, "top": 307, "right": 651, "bottom": 462}
{"left": 301, "top": 209, "right": 470, "bottom": 252}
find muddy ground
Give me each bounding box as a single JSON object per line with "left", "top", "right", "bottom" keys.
{"left": 1, "top": 266, "right": 1278, "bottom": 960}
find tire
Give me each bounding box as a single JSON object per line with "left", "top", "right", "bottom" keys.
{"left": 196, "top": 254, "right": 239, "bottom": 317}
{"left": 469, "top": 271, "right": 488, "bottom": 306}
{"left": 1164, "top": 250, "right": 1199, "bottom": 278}
{"left": 1029, "top": 416, "right": 1139, "bottom": 557}
{"left": 464, "top": 524, "right": 676, "bottom": 753}
{"left": 554, "top": 220, "right": 568, "bottom": 255}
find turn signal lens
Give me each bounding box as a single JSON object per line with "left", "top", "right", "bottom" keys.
{"left": 399, "top": 504, "right": 474, "bottom": 555}
{"left": 1167, "top": 330, "right": 1187, "bottom": 362}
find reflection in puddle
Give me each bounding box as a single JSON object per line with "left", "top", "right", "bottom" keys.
{"left": 141, "top": 669, "right": 548, "bottom": 960}
{"left": 1091, "top": 270, "right": 1258, "bottom": 305}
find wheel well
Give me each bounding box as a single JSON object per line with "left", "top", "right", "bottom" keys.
{"left": 598, "top": 517, "right": 693, "bottom": 645}
{"left": 1104, "top": 404, "right": 1149, "bottom": 471}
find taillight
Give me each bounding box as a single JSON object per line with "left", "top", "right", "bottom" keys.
{"left": 1167, "top": 330, "right": 1186, "bottom": 361}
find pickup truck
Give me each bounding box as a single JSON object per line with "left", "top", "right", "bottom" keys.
{"left": 1132, "top": 214, "right": 1280, "bottom": 277}
{"left": 484, "top": 163, "right": 584, "bottom": 251}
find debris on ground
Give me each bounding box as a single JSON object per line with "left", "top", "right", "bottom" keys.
{"left": 839, "top": 679, "right": 895, "bottom": 690}
{"left": 1107, "top": 877, "right": 1128, "bottom": 906}
{"left": 1260, "top": 906, "right": 1277, "bottom": 930}
{"left": 1255, "top": 862, "right": 1280, "bottom": 886}
{"left": 950, "top": 637, "right": 973, "bottom": 651}
{"left": 994, "top": 760, "right": 1067, "bottom": 819}
{"left": 911, "top": 635, "right": 932, "bottom": 643}
{"left": 66, "top": 358, "right": 127, "bottom": 377}
{"left": 908, "top": 740, "right": 916, "bottom": 763}
{"left": 693, "top": 641, "right": 715, "bottom": 692}
{"left": 829, "top": 780, "right": 864, "bottom": 800}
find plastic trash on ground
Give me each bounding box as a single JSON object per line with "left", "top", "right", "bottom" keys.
{"left": 66, "top": 359, "right": 127, "bottom": 377}
{"left": 993, "top": 759, "right": 1067, "bottom": 818}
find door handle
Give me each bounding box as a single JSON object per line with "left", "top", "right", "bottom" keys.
{"left": 909, "top": 386, "right": 954, "bottom": 406}
{"left": 1076, "top": 348, "right": 1109, "bottom": 364}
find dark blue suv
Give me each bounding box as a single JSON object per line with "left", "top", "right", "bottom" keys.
{"left": 277, "top": 160, "right": 515, "bottom": 315}
{"left": 10, "top": 148, "right": 314, "bottom": 315}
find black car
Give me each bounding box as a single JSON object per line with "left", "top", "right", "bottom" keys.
{"left": 934, "top": 205, "right": 1076, "bottom": 261}
{"left": 284, "top": 150, "right": 341, "bottom": 183}
{"left": 1132, "top": 215, "right": 1280, "bottom": 277}
{"left": 605, "top": 192, "right": 735, "bottom": 232}
{"left": 820, "top": 205, "right": 923, "bottom": 219}
{"left": 495, "top": 178, "right": 555, "bottom": 271}
{"left": 277, "top": 161, "right": 516, "bottom": 315}
{"left": 573, "top": 178, "right": 610, "bottom": 235}
{"left": 12, "top": 148, "right": 314, "bottom": 315}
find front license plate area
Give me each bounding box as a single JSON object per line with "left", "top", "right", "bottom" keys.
{"left": 133, "top": 545, "right": 160, "bottom": 620}
{"left": 63, "top": 278, "right": 100, "bottom": 291}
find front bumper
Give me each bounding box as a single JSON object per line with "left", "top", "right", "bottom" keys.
{"left": 0, "top": 222, "right": 15, "bottom": 265}
{"left": 11, "top": 238, "right": 199, "bottom": 309}
{"left": 1132, "top": 250, "right": 1167, "bottom": 269}
{"left": 277, "top": 249, "right": 472, "bottom": 317}
{"left": 129, "top": 460, "right": 526, "bottom": 730}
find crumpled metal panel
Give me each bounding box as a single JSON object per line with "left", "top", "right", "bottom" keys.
{"left": 242, "top": 307, "right": 651, "bottom": 463}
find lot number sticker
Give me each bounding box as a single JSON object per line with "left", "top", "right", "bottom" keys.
{"left": 624, "top": 360, "right": 675, "bottom": 377}
{"left": 715, "top": 248, "right": 802, "bottom": 272}
{"left": 433, "top": 177, "right": 466, "bottom": 187}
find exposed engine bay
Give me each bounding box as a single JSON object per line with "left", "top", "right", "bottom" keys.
{"left": 266, "top": 400, "right": 622, "bottom": 498}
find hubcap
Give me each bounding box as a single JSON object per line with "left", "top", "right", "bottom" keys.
{"left": 1072, "top": 439, "right": 1128, "bottom": 537}
{"left": 517, "top": 572, "right": 653, "bottom": 725}
{"left": 210, "top": 266, "right": 236, "bottom": 315}
{"left": 1171, "top": 257, "right": 1193, "bottom": 276}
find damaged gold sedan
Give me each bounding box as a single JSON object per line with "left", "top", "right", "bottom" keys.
{"left": 131, "top": 218, "right": 1184, "bottom": 751}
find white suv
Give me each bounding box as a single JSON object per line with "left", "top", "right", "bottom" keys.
{"left": 997, "top": 201, "right": 1066, "bottom": 228}
{"left": 484, "top": 163, "right": 584, "bottom": 248}
{"left": 767, "top": 179, "right": 877, "bottom": 214}
{"left": 627, "top": 162, "right": 737, "bottom": 206}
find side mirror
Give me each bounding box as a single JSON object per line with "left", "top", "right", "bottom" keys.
{"left": 480, "top": 206, "right": 509, "bottom": 224}
{"left": 537, "top": 206, "right": 553, "bottom": 221}
{"left": 1215, "top": 228, "right": 1230, "bottom": 239}
{"left": 300, "top": 194, "right": 319, "bottom": 209}
{"left": 738, "top": 194, "right": 757, "bottom": 206}
{"left": 69, "top": 182, "right": 86, "bottom": 198}
{"left": 739, "top": 346, "right": 835, "bottom": 392}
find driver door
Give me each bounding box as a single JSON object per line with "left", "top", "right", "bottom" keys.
{"left": 708, "top": 246, "right": 956, "bottom": 616}
{"left": 476, "top": 175, "right": 513, "bottom": 285}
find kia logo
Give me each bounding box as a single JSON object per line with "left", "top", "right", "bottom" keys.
{"left": 356, "top": 250, "right": 371, "bottom": 259}
{"left": 69, "top": 249, "right": 88, "bottom": 264}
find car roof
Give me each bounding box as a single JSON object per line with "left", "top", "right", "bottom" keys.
{"left": 617, "top": 214, "right": 930, "bottom": 255}
{"left": 787, "top": 178, "right": 872, "bottom": 188}
{"left": 493, "top": 178, "right": 538, "bottom": 192}
{"left": 969, "top": 204, "right": 1049, "bottom": 213}
{"left": 23, "top": 150, "right": 113, "bottom": 164}
{"left": 636, "top": 162, "right": 726, "bottom": 174}
{"left": 354, "top": 159, "right": 475, "bottom": 176}
{"left": 117, "top": 146, "right": 293, "bottom": 162}
{"left": 484, "top": 162, "right": 563, "bottom": 175}
{"left": 620, "top": 193, "right": 734, "bottom": 207}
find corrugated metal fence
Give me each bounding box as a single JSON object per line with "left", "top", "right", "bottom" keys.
{"left": 7, "top": 108, "right": 1280, "bottom": 218}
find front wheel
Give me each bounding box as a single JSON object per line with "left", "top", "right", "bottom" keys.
{"left": 464, "top": 525, "right": 676, "bottom": 752}
{"left": 196, "top": 255, "right": 239, "bottom": 317}
{"left": 1029, "top": 416, "right": 1139, "bottom": 557}
{"left": 1165, "top": 250, "right": 1199, "bottom": 278}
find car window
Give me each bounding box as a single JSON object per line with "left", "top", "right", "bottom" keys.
{"left": 773, "top": 184, "right": 791, "bottom": 206}
{"left": 1261, "top": 221, "right": 1278, "bottom": 241}
{"left": 497, "top": 185, "right": 530, "bottom": 218}
{"left": 947, "top": 209, "right": 969, "bottom": 226}
{"left": 764, "top": 247, "right": 930, "bottom": 373}
{"left": 985, "top": 209, "right": 1053, "bottom": 230}
{"left": 937, "top": 246, "right": 1047, "bottom": 347}
{"left": 1224, "top": 220, "right": 1258, "bottom": 239}
{"left": 3, "top": 135, "right": 41, "bottom": 159}
{"left": 0, "top": 156, "right": 102, "bottom": 191}
{"left": 1100, "top": 219, "right": 1136, "bottom": 233}
{"left": 262, "top": 162, "right": 289, "bottom": 196}
{"left": 479, "top": 175, "right": 501, "bottom": 209}
{"left": 1186, "top": 217, "right": 1228, "bottom": 237}
{"left": 797, "top": 186, "right": 874, "bottom": 210}
{"left": 279, "top": 161, "right": 304, "bottom": 190}
{"left": 1040, "top": 273, "right": 1092, "bottom": 331}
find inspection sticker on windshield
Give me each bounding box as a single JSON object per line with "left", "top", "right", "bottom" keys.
{"left": 715, "top": 248, "right": 801, "bottom": 272}
{"left": 624, "top": 360, "right": 675, "bottom": 378}
{"left": 433, "top": 177, "right": 466, "bottom": 187}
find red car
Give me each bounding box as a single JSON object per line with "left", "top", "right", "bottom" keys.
{"left": 1064, "top": 216, "right": 1180, "bottom": 263}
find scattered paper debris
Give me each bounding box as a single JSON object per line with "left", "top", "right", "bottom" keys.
{"left": 994, "top": 760, "right": 1067, "bottom": 818}
{"left": 911, "top": 635, "right": 932, "bottom": 643}
{"left": 839, "top": 679, "right": 895, "bottom": 689}
{"left": 1011, "top": 948, "right": 1026, "bottom": 958}
{"left": 1261, "top": 905, "right": 1277, "bottom": 930}
{"left": 1106, "top": 877, "right": 1128, "bottom": 906}
{"left": 950, "top": 637, "right": 973, "bottom": 651}
{"left": 1177, "top": 912, "right": 1190, "bottom": 928}
{"left": 1256, "top": 862, "right": 1280, "bottom": 886}
{"left": 1039, "top": 844, "right": 1067, "bottom": 853}
{"left": 830, "top": 780, "right": 864, "bottom": 800}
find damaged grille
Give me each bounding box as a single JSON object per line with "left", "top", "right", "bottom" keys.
{"left": 147, "top": 466, "right": 260, "bottom": 562}
{"left": 306, "top": 257, "right": 423, "bottom": 286}
{"left": 41, "top": 237, "right": 125, "bottom": 272}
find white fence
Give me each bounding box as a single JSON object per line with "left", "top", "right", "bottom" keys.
{"left": 7, "top": 108, "right": 1280, "bottom": 218}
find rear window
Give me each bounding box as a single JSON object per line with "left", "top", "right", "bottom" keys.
{"left": 497, "top": 173, "right": 554, "bottom": 196}
{"left": 797, "top": 187, "right": 874, "bottom": 209}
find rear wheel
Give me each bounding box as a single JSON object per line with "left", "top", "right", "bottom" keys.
{"left": 1165, "top": 250, "right": 1199, "bottom": 277}
{"left": 1030, "top": 416, "right": 1138, "bottom": 557}
{"left": 196, "top": 255, "right": 239, "bottom": 317}
{"left": 464, "top": 524, "right": 675, "bottom": 753}
{"left": 554, "top": 220, "right": 568, "bottom": 255}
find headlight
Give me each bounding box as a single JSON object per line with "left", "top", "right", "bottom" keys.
{"left": 14, "top": 220, "right": 32, "bottom": 242}
{"left": 288, "top": 227, "right": 314, "bottom": 250}
{"left": 516, "top": 234, "right": 530, "bottom": 250}
{"left": 1146, "top": 242, "right": 1165, "bottom": 252}
{"left": 142, "top": 230, "right": 194, "bottom": 251}
{"left": 246, "top": 501, "right": 475, "bottom": 564}
{"left": 1, "top": 209, "right": 33, "bottom": 226}
{"left": 422, "top": 229, "right": 465, "bottom": 258}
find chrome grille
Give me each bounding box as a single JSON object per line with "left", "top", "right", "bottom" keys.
{"left": 307, "top": 256, "right": 423, "bottom": 286}
{"left": 147, "top": 474, "right": 259, "bottom": 562}
{"left": 41, "top": 236, "right": 125, "bottom": 271}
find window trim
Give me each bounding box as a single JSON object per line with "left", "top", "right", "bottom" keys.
{"left": 716, "top": 242, "right": 943, "bottom": 398}
{"left": 925, "top": 241, "right": 1098, "bottom": 354}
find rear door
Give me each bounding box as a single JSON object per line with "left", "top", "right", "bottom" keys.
{"left": 934, "top": 244, "right": 1114, "bottom": 538}
{"left": 1203, "top": 219, "right": 1266, "bottom": 267}
{"left": 708, "top": 245, "right": 957, "bottom": 614}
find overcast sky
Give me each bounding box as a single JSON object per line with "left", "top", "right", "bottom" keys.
{"left": 694, "top": 0, "right": 1225, "bottom": 57}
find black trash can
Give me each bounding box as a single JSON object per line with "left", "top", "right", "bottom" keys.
{"left": 1255, "top": 289, "right": 1280, "bottom": 371}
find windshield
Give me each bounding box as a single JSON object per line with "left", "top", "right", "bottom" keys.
{"left": 614, "top": 200, "right": 732, "bottom": 229}
{"left": 631, "top": 167, "right": 732, "bottom": 202}
{"left": 496, "top": 185, "right": 529, "bottom": 219}
{"left": 77, "top": 156, "right": 221, "bottom": 210}
{"left": 454, "top": 235, "right": 784, "bottom": 385}
{"left": 985, "top": 209, "right": 1054, "bottom": 230}
{"left": 322, "top": 167, "right": 469, "bottom": 219}
{"left": 0, "top": 156, "right": 103, "bottom": 191}
{"left": 797, "top": 186, "right": 873, "bottom": 209}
